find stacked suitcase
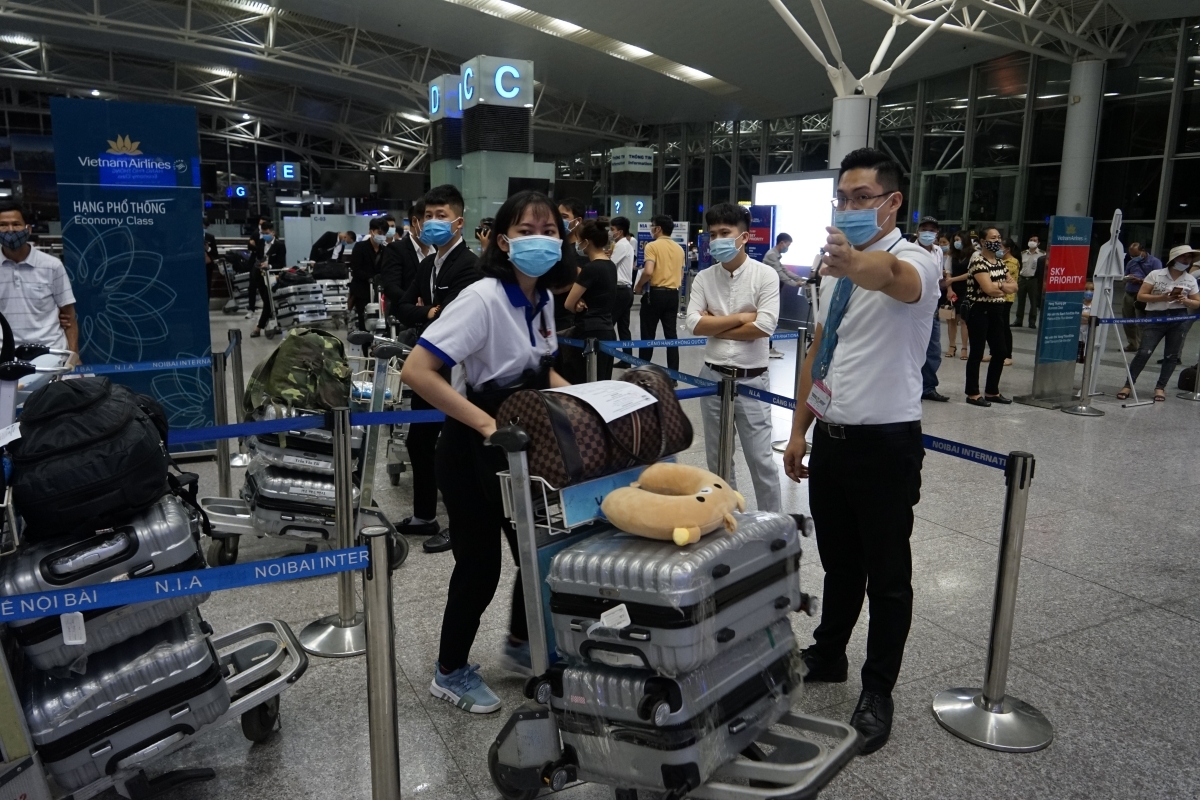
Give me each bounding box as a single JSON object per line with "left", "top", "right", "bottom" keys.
{"left": 2, "top": 494, "right": 223, "bottom": 791}
{"left": 538, "top": 511, "right": 806, "bottom": 796}
{"left": 274, "top": 279, "right": 329, "bottom": 329}
{"left": 319, "top": 278, "right": 351, "bottom": 314}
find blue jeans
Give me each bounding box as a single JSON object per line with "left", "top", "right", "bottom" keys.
{"left": 922, "top": 314, "right": 941, "bottom": 394}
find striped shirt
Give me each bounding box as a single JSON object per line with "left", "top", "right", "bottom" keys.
{"left": 0, "top": 245, "right": 75, "bottom": 349}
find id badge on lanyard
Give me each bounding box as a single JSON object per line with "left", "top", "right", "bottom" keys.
{"left": 806, "top": 380, "right": 833, "bottom": 419}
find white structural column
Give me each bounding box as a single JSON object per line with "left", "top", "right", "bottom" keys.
{"left": 1055, "top": 59, "right": 1106, "bottom": 217}
{"left": 830, "top": 95, "right": 878, "bottom": 165}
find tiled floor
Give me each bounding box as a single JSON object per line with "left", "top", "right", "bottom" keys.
{"left": 130, "top": 308, "right": 1200, "bottom": 799}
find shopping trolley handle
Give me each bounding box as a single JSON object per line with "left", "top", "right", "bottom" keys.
{"left": 348, "top": 330, "right": 374, "bottom": 346}
{"left": 373, "top": 343, "right": 407, "bottom": 361}
{"left": 489, "top": 425, "right": 530, "bottom": 453}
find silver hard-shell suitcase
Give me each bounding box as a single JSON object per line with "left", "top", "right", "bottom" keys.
{"left": 23, "top": 611, "right": 230, "bottom": 791}
{"left": 241, "top": 458, "right": 359, "bottom": 540}
{"left": 272, "top": 283, "right": 322, "bottom": 303}
{"left": 247, "top": 434, "right": 352, "bottom": 476}
{"left": 251, "top": 409, "right": 365, "bottom": 453}
{"left": 2, "top": 494, "right": 210, "bottom": 670}
{"left": 547, "top": 512, "right": 802, "bottom": 675}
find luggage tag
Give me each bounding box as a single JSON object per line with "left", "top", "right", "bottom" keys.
{"left": 60, "top": 612, "right": 86, "bottom": 646}
{"left": 587, "top": 603, "right": 632, "bottom": 638}
{"left": 0, "top": 422, "right": 21, "bottom": 447}
{"left": 806, "top": 379, "right": 833, "bottom": 420}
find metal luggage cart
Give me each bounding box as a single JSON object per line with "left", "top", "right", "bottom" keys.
{"left": 348, "top": 332, "right": 413, "bottom": 486}
{"left": 487, "top": 427, "right": 861, "bottom": 800}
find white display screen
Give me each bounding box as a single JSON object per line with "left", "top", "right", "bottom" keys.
{"left": 753, "top": 174, "right": 836, "bottom": 275}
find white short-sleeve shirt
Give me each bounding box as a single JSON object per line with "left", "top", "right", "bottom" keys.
{"left": 1142, "top": 267, "right": 1199, "bottom": 312}
{"left": 0, "top": 245, "right": 76, "bottom": 350}
{"left": 685, "top": 257, "right": 780, "bottom": 369}
{"left": 611, "top": 237, "right": 635, "bottom": 286}
{"left": 815, "top": 229, "right": 942, "bottom": 425}
{"left": 417, "top": 277, "right": 558, "bottom": 390}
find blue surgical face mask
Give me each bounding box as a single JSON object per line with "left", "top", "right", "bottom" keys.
{"left": 940, "top": 245, "right": 950, "bottom": 254}
{"left": 262, "top": 233, "right": 274, "bottom": 243}
{"left": 575, "top": 242, "right": 587, "bottom": 256}
{"left": 422, "top": 218, "right": 458, "bottom": 247}
{"left": 918, "top": 230, "right": 938, "bottom": 246}
{"left": 953, "top": 240, "right": 963, "bottom": 251}
{"left": 371, "top": 233, "right": 386, "bottom": 246}
{"left": 1083, "top": 290, "right": 1094, "bottom": 301}
{"left": 387, "top": 226, "right": 397, "bottom": 238}
{"left": 834, "top": 194, "right": 893, "bottom": 247}
{"left": 505, "top": 234, "right": 562, "bottom": 277}
{"left": 709, "top": 236, "right": 743, "bottom": 264}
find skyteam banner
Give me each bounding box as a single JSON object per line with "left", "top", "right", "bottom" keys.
{"left": 1036, "top": 216, "right": 1092, "bottom": 364}
{"left": 51, "top": 98, "right": 213, "bottom": 449}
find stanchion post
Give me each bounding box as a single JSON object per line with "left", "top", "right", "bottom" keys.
{"left": 1178, "top": 336, "right": 1200, "bottom": 401}
{"left": 211, "top": 351, "right": 232, "bottom": 497}
{"left": 585, "top": 338, "right": 598, "bottom": 383}
{"left": 932, "top": 452, "right": 1053, "bottom": 752}
{"left": 228, "top": 329, "right": 251, "bottom": 467}
{"left": 716, "top": 376, "right": 737, "bottom": 481}
{"left": 361, "top": 525, "right": 401, "bottom": 800}
{"left": 299, "top": 406, "right": 366, "bottom": 657}
{"left": 1062, "top": 316, "right": 1104, "bottom": 417}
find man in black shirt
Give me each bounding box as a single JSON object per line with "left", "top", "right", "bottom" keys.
{"left": 554, "top": 197, "right": 587, "bottom": 383}
{"left": 379, "top": 200, "right": 429, "bottom": 319}
{"left": 348, "top": 217, "right": 387, "bottom": 335}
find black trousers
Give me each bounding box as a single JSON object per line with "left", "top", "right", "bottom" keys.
{"left": 1002, "top": 301, "right": 1013, "bottom": 358}
{"left": 965, "top": 303, "right": 1009, "bottom": 397}
{"left": 436, "top": 417, "right": 527, "bottom": 671}
{"left": 639, "top": 287, "right": 680, "bottom": 372}
{"left": 406, "top": 391, "right": 443, "bottom": 522}
{"left": 248, "top": 268, "right": 271, "bottom": 330}
{"left": 808, "top": 423, "right": 924, "bottom": 694}
{"left": 582, "top": 322, "right": 615, "bottom": 381}
{"left": 613, "top": 286, "right": 634, "bottom": 355}
{"left": 554, "top": 330, "right": 587, "bottom": 385}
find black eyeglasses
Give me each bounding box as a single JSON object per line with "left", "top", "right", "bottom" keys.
{"left": 831, "top": 193, "right": 892, "bottom": 210}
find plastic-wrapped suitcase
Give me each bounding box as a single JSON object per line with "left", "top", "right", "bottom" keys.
{"left": 241, "top": 458, "right": 359, "bottom": 540}
{"left": 251, "top": 410, "right": 364, "bottom": 454}
{"left": 551, "top": 617, "right": 801, "bottom": 795}
{"left": 277, "top": 307, "right": 330, "bottom": 329}
{"left": 2, "top": 494, "right": 210, "bottom": 671}
{"left": 23, "top": 611, "right": 230, "bottom": 791}
{"left": 548, "top": 511, "right": 802, "bottom": 676}
{"left": 247, "top": 434, "right": 356, "bottom": 476}
{"left": 273, "top": 283, "right": 322, "bottom": 304}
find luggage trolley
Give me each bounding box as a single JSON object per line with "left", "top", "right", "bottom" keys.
{"left": 348, "top": 331, "right": 413, "bottom": 486}
{"left": 487, "top": 426, "right": 861, "bottom": 800}
{"left": 0, "top": 315, "right": 307, "bottom": 800}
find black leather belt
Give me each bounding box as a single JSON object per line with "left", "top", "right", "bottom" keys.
{"left": 706, "top": 363, "right": 768, "bottom": 379}
{"left": 816, "top": 420, "right": 921, "bottom": 440}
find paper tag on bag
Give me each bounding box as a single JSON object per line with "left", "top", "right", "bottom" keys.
{"left": 599, "top": 604, "right": 632, "bottom": 631}
{"left": 61, "top": 612, "right": 87, "bottom": 645}
{"left": 0, "top": 421, "right": 21, "bottom": 447}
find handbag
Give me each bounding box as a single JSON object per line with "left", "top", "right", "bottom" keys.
{"left": 494, "top": 365, "right": 693, "bottom": 489}
{"left": 937, "top": 305, "right": 956, "bottom": 321}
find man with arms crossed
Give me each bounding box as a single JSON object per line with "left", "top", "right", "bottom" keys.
{"left": 782, "top": 148, "right": 941, "bottom": 754}
{"left": 0, "top": 203, "right": 79, "bottom": 358}
{"left": 687, "top": 203, "right": 781, "bottom": 512}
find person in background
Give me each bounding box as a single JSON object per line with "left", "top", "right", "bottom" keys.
{"left": 475, "top": 216, "right": 494, "bottom": 254}
{"left": 634, "top": 214, "right": 685, "bottom": 375}
{"left": 1078, "top": 280, "right": 1095, "bottom": 363}
{"left": 348, "top": 217, "right": 387, "bottom": 335}
{"left": 1122, "top": 242, "right": 1160, "bottom": 352}
{"left": 554, "top": 198, "right": 587, "bottom": 384}
{"left": 764, "top": 232, "right": 802, "bottom": 360}
{"left": 945, "top": 231, "right": 973, "bottom": 361}
{"left": 963, "top": 227, "right": 1017, "bottom": 406}
{"left": 688, "top": 242, "right": 699, "bottom": 272}
{"left": 203, "top": 218, "right": 219, "bottom": 294}
{"left": 916, "top": 217, "right": 948, "bottom": 402}
{"left": 688, "top": 203, "right": 781, "bottom": 512}
{"left": 0, "top": 202, "right": 79, "bottom": 358}
{"left": 609, "top": 216, "right": 636, "bottom": 365}
{"left": 1117, "top": 245, "right": 1200, "bottom": 403}
{"left": 384, "top": 215, "right": 398, "bottom": 243}
{"left": 247, "top": 220, "right": 285, "bottom": 338}
{"left": 1015, "top": 234, "right": 1043, "bottom": 328}
{"left": 566, "top": 218, "right": 617, "bottom": 380}
{"left": 993, "top": 238, "right": 1019, "bottom": 367}
{"left": 333, "top": 231, "right": 356, "bottom": 261}
{"left": 380, "top": 199, "right": 429, "bottom": 314}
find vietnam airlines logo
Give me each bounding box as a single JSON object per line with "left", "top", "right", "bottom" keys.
{"left": 1065, "top": 224, "right": 1076, "bottom": 235}
{"left": 106, "top": 135, "right": 142, "bottom": 155}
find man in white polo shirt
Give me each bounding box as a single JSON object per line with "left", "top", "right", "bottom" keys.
{"left": 0, "top": 203, "right": 78, "bottom": 355}
{"left": 687, "top": 203, "right": 781, "bottom": 512}
{"left": 782, "top": 148, "right": 940, "bottom": 755}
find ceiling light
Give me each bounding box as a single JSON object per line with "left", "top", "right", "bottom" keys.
{"left": 90, "top": 89, "right": 100, "bottom": 97}
{"left": 236, "top": 1, "right": 275, "bottom": 14}
{"left": 619, "top": 43, "right": 653, "bottom": 60}
{"left": 382, "top": 145, "right": 390, "bottom": 152}
{"left": 202, "top": 66, "right": 236, "bottom": 78}
{"left": 0, "top": 34, "right": 37, "bottom": 46}
{"left": 398, "top": 111, "right": 429, "bottom": 124}
{"left": 242, "top": 113, "right": 251, "bottom": 120}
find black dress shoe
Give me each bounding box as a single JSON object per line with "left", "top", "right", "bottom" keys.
{"left": 800, "top": 646, "right": 848, "bottom": 683}
{"left": 965, "top": 396, "right": 992, "bottom": 407}
{"left": 397, "top": 517, "right": 439, "bottom": 537}
{"left": 850, "top": 690, "right": 894, "bottom": 754}
{"left": 422, "top": 530, "right": 452, "bottom": 553}
{"left": 922, "top": 390, "right": 950, "bottom": 402}
{"left": 984, "top": 394, "right": 1013, "bottom": 404}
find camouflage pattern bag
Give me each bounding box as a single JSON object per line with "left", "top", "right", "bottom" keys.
{"left": 242, "top": 328, "right": 352, "bottom": 420}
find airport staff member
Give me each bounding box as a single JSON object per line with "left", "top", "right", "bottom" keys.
{"left": 763, "top": 233, "right": 799, "bottom": 359}
{"left": 633, "top": 214, "right": 685, "bottom": 374}
{"left": 782, "top": 148, "right": 941, "bottom": 756}
{"left": 610, "top": 216, "right": 636, "bottom": 362}
{"left": 401, "top": 189, "right": 576, "bottom": 715}
{"left": 0, "top": 202, "right": 78, "bottom": 356}
{"left": 687, "top": 203, "right": 781, "bottom": 512}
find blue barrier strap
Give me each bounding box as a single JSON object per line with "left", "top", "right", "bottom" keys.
{"left": 0, "top": 546, "right": 370, "bottom": 624}
{"left": 568, "top": 332, "right": 796, "bottom": 348}
{"left": 736, "top": 384, "right": 797, "bottom": 411}
{"left": 166, "top": 414, "right": 325, "bottom": 446}
{"left": 922, "top": 434, "right": 1007, "bottom": 470}
{"left": 75, "top": 356, "right": 212, "bottom": 376}
{"left": 599, "top": 343, "right": 718, "bottom": 387}
{"left": 769, "top": 331, "right": 800, "bottom": 341}
{"left": 223, "top": 338, "right": 238, "bottom": 358}
{"left": 1094, "top": 314, "right": 1200, "bottom": 325}
{"left": 675, "top": 385, "right": 719, "bottom": 400}
{"left": 559, "top": 337, "right": 585, "bottom": 347}
{"left": 351, "top": 409, "right": 446, "bottom": 426}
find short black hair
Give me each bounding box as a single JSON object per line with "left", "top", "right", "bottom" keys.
{"left": 368, "top": 216, "right": 389, "bottom": 233}
{"left": 651, "top": 215, "right": 674, "bottom": 236}
{"left": 345, "top": 230, "right": 356, "bottom": 239}
{"left": 577, "top": 218, "right": 610, "bottom": 250}
{"left": 384, "top": 215, "right": 396, "bottom": 225}
{"left": 838, "top": 147, "right": 903, "bottom": 194}
{"left": 611, "top": 216, "right": 631, "bottom": 236}
{"left": 556, "top": 197, "right": 584, "bottom": 219}
{"left": 0, "top": 201, "right": 28, "bottom": 222}
{"left": 775, "top": 233, "right": 792, "bottom": 245}
{"left": 704, "top": 203, "right": 750, "bottom": 232}
{"left": 480, "top": 190, "right": 576, "bottom": 291}
{"left": 408, "top": 198, "right": 426, "bottom": 223}
{"left": 424, "top": 184, "right": 464, "bottom": 217}
{"left": 261, "top": 220, "right": 275, "bottom": 232}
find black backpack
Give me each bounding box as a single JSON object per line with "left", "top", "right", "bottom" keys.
{"left": 312, "top": 261, "right": 349, "bottom": 280}
{"left": 10, "top": 377, "right": 169, "bottom": 541}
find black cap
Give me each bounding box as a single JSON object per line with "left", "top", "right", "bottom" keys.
{"left": 919, "top": 215, "right": 939, "bottom": 226}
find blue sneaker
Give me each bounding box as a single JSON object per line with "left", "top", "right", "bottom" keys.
{"left": 498, "top": 638, "right": 533, "bottom": 677}
{"left": 429, "top": 663, "right": 501, "bottom": 714}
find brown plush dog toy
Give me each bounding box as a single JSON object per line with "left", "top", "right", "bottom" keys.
{"left": 601, "top": 463, "right": 746, "bottom": 546}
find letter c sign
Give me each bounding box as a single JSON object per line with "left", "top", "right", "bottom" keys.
{"left": 494, "top": 65, "right": 521, "bottom": 99}
{"left": 462, "top": 66, "right": 475, "bottom": 101}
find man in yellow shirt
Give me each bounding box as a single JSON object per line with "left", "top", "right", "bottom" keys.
{"left": 633, "top": 215, "right": 685, "bottom": 372}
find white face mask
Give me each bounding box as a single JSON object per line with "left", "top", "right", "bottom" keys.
{"left": 1027, "top": 241, "right": 1038, "bottom": 250}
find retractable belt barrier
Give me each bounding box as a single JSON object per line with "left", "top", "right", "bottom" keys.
{"left": 73, "top": 356, "right": 213, "bottom": 376}
{"left": 1094, "top": 314, "right": 1200, "bottom": 325}
{"left": 562, "top": 331, "right": 799, "bottom": 350}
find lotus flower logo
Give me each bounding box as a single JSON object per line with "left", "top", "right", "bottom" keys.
{"left": 106, "top": 135, "right": 142, "bottom": 155}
